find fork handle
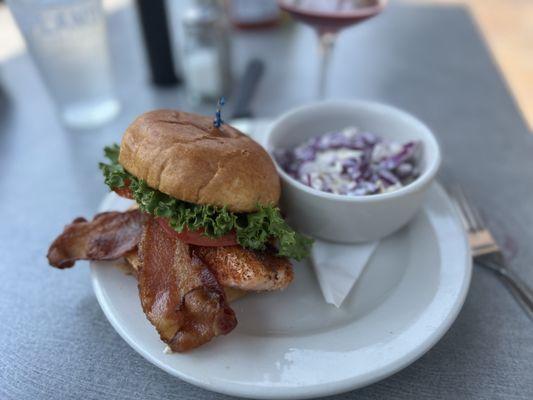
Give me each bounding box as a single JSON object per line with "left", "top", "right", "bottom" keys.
{"left": 479, "top": 260, "right": 533, "bottom": 320}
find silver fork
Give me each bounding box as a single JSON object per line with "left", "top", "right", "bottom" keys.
{"left": 450, "top": 186, "right": 533, "bottom": 320}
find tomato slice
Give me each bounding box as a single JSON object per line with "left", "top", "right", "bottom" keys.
{"left": 156, "top": 217, "right": 238, "bottom": 247}
{"left": 113, "top": 186, "right": 133, "bottom": 199}
{"left": 112, "top": 179, "right": 237, "bottom": 246}
{"left": 113, "top": 179, "right": 133, "bottom": 199}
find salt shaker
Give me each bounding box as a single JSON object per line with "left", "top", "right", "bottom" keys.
{"left": 227, "top": 0, "right": 281, "bottom": 29}
{"left": 181, "top": 0, "right": 231, "bottom": 103}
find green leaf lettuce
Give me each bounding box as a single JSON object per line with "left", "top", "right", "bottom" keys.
{"left": 99, "top": 144, "right": 313, "bottom": 260}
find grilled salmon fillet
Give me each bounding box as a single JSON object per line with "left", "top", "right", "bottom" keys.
{"left": 125, "top": 244, "right": 293, "bottom": 293}
{"left": 193, "top": 245, "right": 293, "bottom": 292}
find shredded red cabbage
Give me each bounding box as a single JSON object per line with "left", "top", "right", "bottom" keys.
{"left": 274, "top": 127, "right": 421, "bottom": 196}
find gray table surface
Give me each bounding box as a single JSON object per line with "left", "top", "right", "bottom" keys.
{"left": 1, "top": 2, "right": 533, "bottom": 399}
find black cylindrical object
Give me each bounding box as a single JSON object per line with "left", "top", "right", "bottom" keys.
{"left": 135, "top": 0, "right": 180, "bottom": 86}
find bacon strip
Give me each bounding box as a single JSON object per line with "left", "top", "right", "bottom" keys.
{"left": 47, "top": 210, "right": 145, "bottom": 269}
{"left": 123, "top": 252, "right": 248, "bottom": 303}
{"left": 138, "top": 217, "right": 237, "bottom": 352}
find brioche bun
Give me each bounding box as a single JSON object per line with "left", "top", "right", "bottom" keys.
{"left": 119, "top": 109, "right": 280, "bottom": 212}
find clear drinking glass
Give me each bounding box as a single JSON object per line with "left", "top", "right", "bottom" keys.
{"left": 7, "top": 0, "right": 120, "bottom": 129}
{"left": 277, "top": 0, "right": 386, "bottom": 99}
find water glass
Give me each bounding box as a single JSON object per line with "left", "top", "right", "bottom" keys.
{"left": 7, "top": 0, "right": 120, "bottom": 129}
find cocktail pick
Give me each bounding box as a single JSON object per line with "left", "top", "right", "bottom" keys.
{"left": 213, "top": 97, "right": 225, "bottom": 128}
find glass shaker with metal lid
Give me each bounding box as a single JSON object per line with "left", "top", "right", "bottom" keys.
{"left": 181, "top": 0, "right": 231, "bottom": 104}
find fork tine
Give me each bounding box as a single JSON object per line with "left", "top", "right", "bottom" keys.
{"left": 450, "top": 186, "right": 479, "bottom": 232}
{"left": 454, "top": 187, "right": 479, "bottom": 231}
{"left": 456, "top": 187, "right": 485, "bottom": 231}
{"left": 449, "top": 192, "right": 471, "bottom": 231}
{"left": 467, "top": 195, "right": 486, "bottom": 230}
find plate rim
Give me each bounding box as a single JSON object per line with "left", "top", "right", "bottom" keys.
{"left": 91, "top": 182, "right": 472, "bottom": 399}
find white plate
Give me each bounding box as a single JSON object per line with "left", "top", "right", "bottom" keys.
{"left": 90, "top": 182, "right": 471, "bottom": 399}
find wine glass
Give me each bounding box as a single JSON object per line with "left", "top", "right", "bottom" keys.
{"left": 277, "top": 0, "right": 387, "bottom": 99}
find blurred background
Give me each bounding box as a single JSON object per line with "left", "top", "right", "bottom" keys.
{"left": 0, "top": 0, "right": 531, "bottom": 131}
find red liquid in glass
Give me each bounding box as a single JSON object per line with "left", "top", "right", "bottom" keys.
{"left": 278, "top": 0, "right": 385, "bottom": 33}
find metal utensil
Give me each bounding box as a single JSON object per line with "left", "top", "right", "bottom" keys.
{"left": 449, "top": 186, "right": 533, "bottom": 320}
{"left": 231, "top": 59, "right": 265, "bottom": 119}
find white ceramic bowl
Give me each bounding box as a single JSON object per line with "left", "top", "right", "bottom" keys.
{"left": 266, "top": 100, "right": 441, "bottom": 243}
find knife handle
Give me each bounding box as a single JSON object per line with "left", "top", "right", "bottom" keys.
{"left": 231, "top": 59, "right": 265, "bottom": 119}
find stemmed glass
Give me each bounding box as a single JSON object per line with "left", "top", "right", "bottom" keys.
{"left": 277, "top": 0, "right": 387, "bottom": 99}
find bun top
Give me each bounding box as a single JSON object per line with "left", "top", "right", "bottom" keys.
{"left": 119, "top": 109, "right": 280, "bottom": 212}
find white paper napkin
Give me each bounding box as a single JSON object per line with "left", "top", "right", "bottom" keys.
{"left": 311, "top": 239, "right": 379, "bottom": 307}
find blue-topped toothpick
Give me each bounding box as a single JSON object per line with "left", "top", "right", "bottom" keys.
{"left": 213, "top": 97, "right": 225, "bottom": 128}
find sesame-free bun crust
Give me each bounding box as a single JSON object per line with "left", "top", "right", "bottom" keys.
{"left": 119, "top": 110, "right": 280, "bottom": 212}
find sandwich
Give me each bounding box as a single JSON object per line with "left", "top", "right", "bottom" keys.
{"left": 47, "top": 109, "right": 312, "bottom": 352}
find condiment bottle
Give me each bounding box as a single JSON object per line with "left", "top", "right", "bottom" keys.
{"left": 135, "top": 0, "right": 180, "bottom": 86}
{"left": 181, "top": 0, "right": 231, "bottom": 103}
